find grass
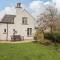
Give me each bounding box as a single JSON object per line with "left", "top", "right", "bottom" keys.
{"left": 0, "top": 42, "right": 60, "bottom": 60}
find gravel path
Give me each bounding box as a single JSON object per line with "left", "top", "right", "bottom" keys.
{"left": 0, "top": 40, "right": 34, "bottom": 44}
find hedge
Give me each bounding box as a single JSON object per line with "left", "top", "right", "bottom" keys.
{"left": 44, "top": 33, "right": 60, "bottom": 42}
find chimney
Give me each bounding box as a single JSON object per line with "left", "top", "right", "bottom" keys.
{"left": 16, "top": 3, "right": 22, "bottom": 8}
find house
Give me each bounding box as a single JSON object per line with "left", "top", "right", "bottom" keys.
{"left": 0, "top": 3, "right": 35, "bottom": 41}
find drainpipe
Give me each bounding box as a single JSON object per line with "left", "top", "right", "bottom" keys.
{"left": 6, "top": 23, "right": 8, "bottom": 41}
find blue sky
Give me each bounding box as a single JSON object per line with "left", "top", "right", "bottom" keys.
{"left": 0, "top": 0, "right": 60, "bottom": 19}
{"left": 0, "top": 0, "right": 48, "bottom": 10}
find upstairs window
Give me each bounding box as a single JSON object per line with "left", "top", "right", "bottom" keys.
{"left": 22, "top": 17, "right": 28, "bottom": 25}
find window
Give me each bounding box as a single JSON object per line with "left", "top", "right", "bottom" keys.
{"left": 22, "top": 17, "right": 28, "bottom": 25}
{"left": 4, "top": 29, "right": 6, "bottom": 33}
{"left": 13, "top": 29, "right": 15, "bottom": 31}
{"left": 27, "top": 28, "right": 32, "bottom": 36}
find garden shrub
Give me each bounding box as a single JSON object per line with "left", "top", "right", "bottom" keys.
{"left": 34, "top": 29, "right": 44, "bottom": 42}
{"left": 44, "top": 33, "right": 60, "bottom": 42}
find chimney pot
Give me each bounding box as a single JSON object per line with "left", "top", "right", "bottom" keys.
{"left": 16, "top": 3, "right": 21, "bottom": 8}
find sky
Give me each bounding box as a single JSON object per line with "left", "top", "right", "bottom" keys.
{"left": 0, "top": 0, "right": 60, "bottom": 19}
{"left": 0, "top": 0, "right": 48, "bottom": 10}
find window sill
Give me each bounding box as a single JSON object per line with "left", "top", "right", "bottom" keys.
{"left": 27, "top": 35, "right": 32, "bottom": 37}
{"left": 22, "top": 24, "right": 28, "bottom": 25}
{"left": 3, "top": 32, "right": 6, "bottom": 34}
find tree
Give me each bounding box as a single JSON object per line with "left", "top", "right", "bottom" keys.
{"left": 38, "top": 5, "right": 58, "bottom": 33}
{"left": 36, "top": 5, "right": 59, "bottom": 44}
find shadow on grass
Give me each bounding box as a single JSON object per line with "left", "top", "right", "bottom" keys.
{"left": 32, "top": 40, "right": 60, "bottom": 53}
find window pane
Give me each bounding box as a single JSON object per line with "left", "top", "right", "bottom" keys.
{"left": 27, "top": 28, "right": 29, "bottom": 36}
{"left": 13, "top": 29, "right": 15, "bottom": 31}
{"left": 27, "top": 28, "right": 32, "bottom": 36}
{"left": 4, "top": 29, "right": 6, "bottom": 33}
{"left": 22, "top": 17, "right": 28, "bottom": 25}
{"left": 30, "top": 28, "right": 32, "bottom": 35}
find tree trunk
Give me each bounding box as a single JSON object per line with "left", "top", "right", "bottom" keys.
{"left": 50, "top": 26, "right": 53, "bottom": 34}
{"left": 41, "top": 30, "right": 44, "bottom": 40}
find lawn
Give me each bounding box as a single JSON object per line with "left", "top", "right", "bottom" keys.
{"left": 0, "top": 42, "right": 60, "bottom": 60}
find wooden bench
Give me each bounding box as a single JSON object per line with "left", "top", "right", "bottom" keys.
{"left": 11, "top": 35, "right": 24, "bottom": 41}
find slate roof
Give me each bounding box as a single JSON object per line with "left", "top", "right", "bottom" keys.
{"left": 0, "top": 15, "right": 16, "bottom": 24}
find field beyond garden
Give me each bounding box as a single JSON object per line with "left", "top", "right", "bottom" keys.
{"left": 0, "top": 42, "right": 60, "bottom": 60}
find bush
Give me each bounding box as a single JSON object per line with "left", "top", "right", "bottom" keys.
{"left": 44, "top": 33, "right": 60, "bottom": 42}
{"left": 55, "top": 34, "right": 60, "bottom": 42}
{"left": 34, "top": 30, "right": 44, "bottom": 41}
{"left": 44, "top": 33, "right": 54, "bottom": 40}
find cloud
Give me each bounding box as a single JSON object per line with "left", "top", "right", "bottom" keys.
{"left": 52, "top": 0, "right": 60, "bottom": 12}
{"left": 0, "top": 0, "right": 52, "bottom": 20}
{"left": 0, "top": 3, "right": 27, "bottom": 21}
{"left": 29, "top": 1, "right": 45, "bottom": 16}
{"left": 0, "top": 6, "right": 16, "bottom": 21}
{"left": 0, "top": 0, "right": 60, "bottom": 20}
{"left": 29, "top": 0, "right": 52, "bottom": 17}
{"left": 29, "top": 0, "right": 60, "bottom": 17}
{"left": 5, "top": 7, "right": 16, "bottom": 14}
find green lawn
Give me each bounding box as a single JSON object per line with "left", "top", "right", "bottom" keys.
{"left": 0, "top": 42, "right": 60, "bottom": 60}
